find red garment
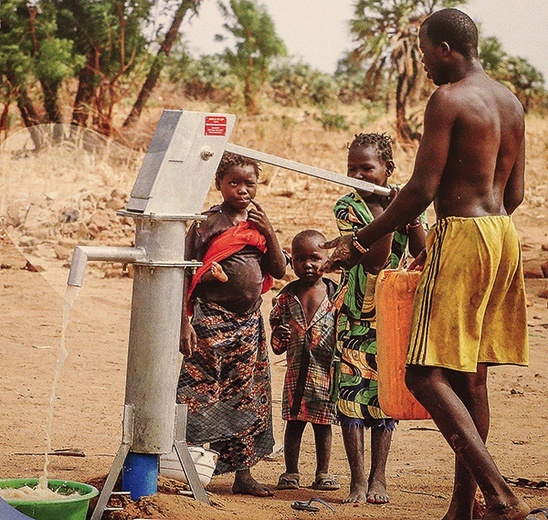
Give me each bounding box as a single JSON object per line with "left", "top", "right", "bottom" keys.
{"left": 187, "top": 221, "right": 273, "bottom": 315}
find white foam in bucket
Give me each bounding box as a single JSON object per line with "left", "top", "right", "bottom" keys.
{"left": 160, "top": 446, "right": 219, "bottom": 487}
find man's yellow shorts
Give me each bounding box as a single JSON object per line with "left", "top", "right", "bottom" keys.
{"left": 407, "top": 215, "right": 528, "bottom": 372}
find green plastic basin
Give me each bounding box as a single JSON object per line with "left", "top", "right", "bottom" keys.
{"left": 0, "top": 479, "right": 99, "bottom": 520}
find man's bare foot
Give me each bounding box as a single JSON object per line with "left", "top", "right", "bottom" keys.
{"left": 343, "top": 482, "right": 368, "bottom": 504}
{"left": 232, "top": 470, "right": 274, "bottom": 497}
{"left": 483, "top": 499, "right": 530, "bottom": 520}
{"left": 211, "top": 262, "right": 228, "bottom": 283}
{"left": 366, "top": 479, "right": 389, "bottom": 504}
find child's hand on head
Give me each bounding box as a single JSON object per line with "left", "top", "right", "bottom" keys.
{"left": 211, "top": 261, "right": 228, "bottom": 283}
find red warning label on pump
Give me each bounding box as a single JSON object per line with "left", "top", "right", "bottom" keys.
{"left": 205, "top": 115, "right": 227, "bottom": 136}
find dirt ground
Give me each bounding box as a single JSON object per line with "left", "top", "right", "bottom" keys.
{"left": 0, "top": 114, "right": 546, "bottom": 519}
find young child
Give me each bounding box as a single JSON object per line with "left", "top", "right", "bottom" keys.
{"left": 331, "top": 133, "right": 426, "bottom": 504}
{"left": 178, "top": 151, "right": 286, "bottom": 497}
{"left": 270, "top": 229, "right": 339, "bottom": 492}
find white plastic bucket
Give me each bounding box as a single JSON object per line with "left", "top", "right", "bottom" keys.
{"left": 159, "top": 446, "right": 219, "bottom": 487}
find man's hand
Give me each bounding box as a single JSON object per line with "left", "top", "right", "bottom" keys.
{"left": 180, "top": 318, "right": 197, "bottom": 357}
{"left": 319, "top": 234, "right": 363, "bottom": 273}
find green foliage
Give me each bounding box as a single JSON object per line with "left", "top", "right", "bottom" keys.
{"left": 359, "top": 98, "right": 388, "bottom": 125}
{"left": 57, "top": 0, "right": 153, "bottom": 77}
{"left": 268, "top": 58, "right": 337, "bottom": 107}
{"left": 168, "top": 53, "right": 239, "bottom": 102}
{"left": 217, "top": 0, "right": 286, "bottom": 113}
{"left": 0, "top": 0, "right": 85, "bottom": 126}
{"left": 35, "top": 38, "right": 84, "bottom": 88}
{"left": 54, "top": 0, "right": 156, "bottom": 132}
{"left": 346, "top": 0, "right": 462, "bottom": 141}
{"left": 479, "top": 35, "right": 546, "bottom": 112}
{"left": 318, "top": 111, "right": 349, "bottom": 131}
{"left": 479, "top": 35, "right": 505, "bottom": 75}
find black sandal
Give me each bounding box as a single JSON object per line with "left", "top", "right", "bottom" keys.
{"left": 291, "top": 498, "right": 335, "bottom": 512}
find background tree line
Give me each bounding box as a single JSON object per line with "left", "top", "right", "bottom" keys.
{"left": 1, "top": 0, "right": 546, "bottom": 148}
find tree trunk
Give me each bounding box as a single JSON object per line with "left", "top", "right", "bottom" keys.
{"left": 41, "top": 82, "right": 62, "bottom": 124}
{"left": 72, "top": 52, "right": 97, "bottom": 127}
{"left": 123, "top": 1, "right": 200, "bottom": 128}
{"left": 5, "top": 68, "right": 44, "bottom": 150}
{"left": 395, "top": 73, "right": 414, "bottom": 144}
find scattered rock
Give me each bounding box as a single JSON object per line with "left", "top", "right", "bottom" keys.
{"left": 6, "top": 199, "right": 30, "bottom": 228}
{"left": 54, "top": 244, "right": 71, "bottom": 261}
{"left": 91, "top": 209, "right": 114, "bottom": 232}
{"left": 523, "top": 269, "right": 543, "bottom": 279}
{"left": 60, "top": 210, "right": 79, "bottom": 223}
{"left": 57, "top": 238, "right": 80, "bottom": 249}
{"left": 105, "top": 197, "right": 126, "bottom": 211}
{"left": 110, "top": 188, "right": 127, "bottom": 199}
{"left": 18, "top": 236, "right": 37, "bottom": 247}
{"left": 21, "top": 260, "right": 45, "bottom": 272}
{"left": 24, "top": 225, "right": 50, "bottom": 240}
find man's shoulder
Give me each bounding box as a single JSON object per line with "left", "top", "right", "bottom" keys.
{"left": 433, "top": 73, "right": 520, "bottom": 109}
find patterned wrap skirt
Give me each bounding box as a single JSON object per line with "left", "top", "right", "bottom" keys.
{"left": 177, "top": 300, "right": 274, "bottom": 474}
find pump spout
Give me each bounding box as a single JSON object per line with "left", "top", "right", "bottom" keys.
{"left": 67, "top": 245, "right": 146, "bottom": 287}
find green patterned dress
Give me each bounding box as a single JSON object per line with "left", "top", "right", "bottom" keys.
{"left": 331, "top": 190, "right": 425, "bottom": 430}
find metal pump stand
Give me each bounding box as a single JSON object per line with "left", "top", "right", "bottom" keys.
{"left": 68, "top": 111, "right": 238, "bottom": 519}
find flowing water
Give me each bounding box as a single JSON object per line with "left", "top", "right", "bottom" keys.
{"left": 0, "top": 285, "right": 82, "bottom": 501}
{"left": 41, "top": 284, "right": 81, "bottom": 487}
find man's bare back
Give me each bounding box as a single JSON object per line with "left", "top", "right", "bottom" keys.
{"left": 429, "top": 71, "right": 525, "bottom": 219}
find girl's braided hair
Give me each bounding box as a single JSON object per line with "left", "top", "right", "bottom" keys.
{"left": 215, "top": 151, "right": 261, "bottom": 182}
{"left": 348, "top": 132, "right": 394, "bottom": 165}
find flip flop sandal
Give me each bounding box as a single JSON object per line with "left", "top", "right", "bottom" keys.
{"left": 291, "top": 498, "right": 335, "bottom": 512}
{"left": 528, "top": 508, "right": 548, "bottom": 519}
{"left": 276, "top": 472, "right": 300, "bottom": 490}
{"left": 312, "top": 473, "right": 340, "bottom": 491}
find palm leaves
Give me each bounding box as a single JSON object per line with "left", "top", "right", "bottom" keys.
{"left": 349, "top": 0, "right": 462, "bottom": 142}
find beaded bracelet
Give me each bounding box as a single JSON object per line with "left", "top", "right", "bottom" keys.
{"left": 406, "top": 220, "right": 422, "bottom": 232}
{"left": 352, "top": 232, "right": 369, "bottom": 254}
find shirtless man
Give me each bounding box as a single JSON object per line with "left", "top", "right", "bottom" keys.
{"left": 321, "top": 8, "right": 530, "bottom": 520}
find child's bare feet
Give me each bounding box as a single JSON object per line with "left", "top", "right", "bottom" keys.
{"left": 211, "top": 262, "right": 228, "bottom": 283}
{"left": 366, "top": 479, "right": 389, "bottom": 504}
{"left": 232, "top": 469, "right": 274, "bottom": 497}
